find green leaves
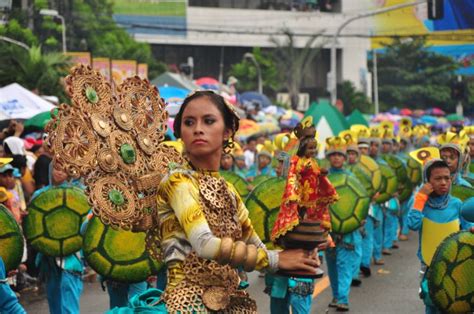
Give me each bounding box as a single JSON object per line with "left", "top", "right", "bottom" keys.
{"left": 374, "top": 37, "right": 458, "bottom": 111}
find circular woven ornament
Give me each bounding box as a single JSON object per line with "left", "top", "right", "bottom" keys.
{"left": 97, "top": 148, "right": 118, "bottom": 173}
{"left": 118, "top": 77, "right": 167, "bottom": 138}
{"left": 52, "top": 115, "right": 98, "bottom": 178}
{"left": 88, "top": 174, "right": 140, "bottom": 229}
{"left": 113, "top": 107, "right": 134, "bottom": 131}
{"left": 109, "top": 130, "right": 144, "bottom": 177}
{"left": 91, "top": 113, "right": 112, "bottom": 138}
{"left": 65, "top": 65, "right": 112, "bottom": 116}
{"left": 202, "top": 286, "right": 230, "bottom": 311}
{"left": 136, "top": 133, "right": 155, "bottom": 156}
{"left": 149, "top": 144, "right": 185, "bottom": 174}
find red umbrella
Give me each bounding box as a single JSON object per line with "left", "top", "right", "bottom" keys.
{"left": 195, "top": 77, "right": 219, "bottom": 86}
{"left": 400, "top": 108, "right": 413, "bottom": 116}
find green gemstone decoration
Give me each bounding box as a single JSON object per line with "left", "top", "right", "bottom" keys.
{"left": 85, "top": 86, "right": 99, "bottom": 104}
{"left": 108, "top": 189, "right": 125, "bottom": 206}
{"left": 120, "top": 144, "right": 136, "bottom": 164}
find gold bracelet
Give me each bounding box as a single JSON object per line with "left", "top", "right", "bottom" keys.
{"left": 243, "top": 244, "right": 258, "bottom": 272}
{"left": 217, "top": 237, "right": 234, "bottom": 265}
{"left": 230, "top": 241, "right": 247, "bottom": 268}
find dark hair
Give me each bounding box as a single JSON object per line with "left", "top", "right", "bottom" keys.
{"left": 173, "top": 91, "right": 239, "bottom": 149}
{"left": 426, "top": 160, "right": 449, "bottom": 181}
{"left": 10, "top": 154, "right": 27, "bottom": 175}
{"left": 296, "top": 137, "right": 316, "bottom": 157}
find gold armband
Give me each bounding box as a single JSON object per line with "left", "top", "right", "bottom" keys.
{"left": 230, "top": 241, "right": 247, "bottom": 268}
{"left": 243, "top": 244, "right": 258, "bottom": 272}
{"left": 217, "top": 237, "right": 234, "bottom": 265}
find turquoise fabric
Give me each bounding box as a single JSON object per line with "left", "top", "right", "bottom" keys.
{"left": 361, "top": 216, "right": 375, "bottom": 268}
{"left": 326, "top": 245, "right": 358, "bottom": 305}
{"left": 408, "top": 194, "right": 474, "bottom": 262}
{"left": 107, "top": 289, "right": 167, "bottom": 313}
{"left": 0, "top": 257, "right": 26, "bottom": 314}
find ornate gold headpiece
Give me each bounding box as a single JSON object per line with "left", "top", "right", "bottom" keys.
{"left": 45, "top": 65, "right": 184, "bottom": 231}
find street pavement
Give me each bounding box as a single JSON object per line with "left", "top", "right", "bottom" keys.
{"left": 21, "top": 231, "right": 423, "bottom": 313}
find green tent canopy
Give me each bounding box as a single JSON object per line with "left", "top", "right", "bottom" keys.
{"left": 346, "top": 109, "right": 369, "bottom": 127}
{"left": 304, "top": 100, "right": 349, "bottom": 139}
{"left": 24, "top": 108, "right": 58, "bottom": 131}
{"left": 150, "top": 72, "right": 200, "bottom": 90}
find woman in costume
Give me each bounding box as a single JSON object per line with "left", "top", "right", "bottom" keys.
{"left": 155, "top": 91, "right": 320, "bottom": 313}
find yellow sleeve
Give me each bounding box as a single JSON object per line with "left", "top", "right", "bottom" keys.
{"left": 159, "top": 171, "right": 221, "bottom": 260}
{"left": 228, "top": 183, "right": 271, "bottom": 271}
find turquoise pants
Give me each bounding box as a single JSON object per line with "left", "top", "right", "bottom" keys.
{"left": 46, "top": 271, "right": 83, "bottom": 314}
{"left": 0, "top": 257, "right": 26, "bottom": 314}
{"left": 352, "top": 232, "right": 363, "bottom": 280}
{"left": 383, "top": 211, "right": 399, "bottom": 249}
{"left": 373, "top": 214, "right": 384, "bottom": 261}
{"left": 326, "top": 246, "right": 357, "bottom": 305}
{"left": 400, "top": 201, "right": 410, "bottom": 236}
{"left": 361, "top": 216, "right": 375, "bottom": 268}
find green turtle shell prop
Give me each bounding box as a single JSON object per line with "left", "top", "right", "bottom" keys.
{"left": 24, "top": 186, "right": 89, "bottom": 257}
{"left": 220, "top": 171, "right": 249, "bottom": 199}
{"left": 0, "top": 205, "right": 24, "bottom": 272}
{"left": 427, "top": 231, "right": 474, "bottom": 313}
{"left": 470, "top": 162, "right": 474, "bottom": 174}
{"left": 451, "top": 184, "right": 474, "bottom": 202}
{"left": 346, "top": 163, "right": 375, "bottom": 198}
{"left": 357, "top": 155, "right": 382, "bottom": 193}
{"left": 83, "top": 216, "right": 163, "bottom": 283}
{"left": 251, "top": 174, "right": 272, "bottom": 188}
{"left": 381, "top": 154, "right": 412, "bottom": 202}
{"left": 406, "top": 156, "right": 422, "bottom": 186}
{"left": 374, "top": 164, "right": 398, "bottom": 204}
{"left": 327, "top": 172, "right": 370, "bottom": 234}
{"left": 245, "top": 177, "right": 286, "bottom": 249}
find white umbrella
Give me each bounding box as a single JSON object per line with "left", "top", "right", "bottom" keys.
{"left": 0, "top": 83, "right": 56, "bottom": 120}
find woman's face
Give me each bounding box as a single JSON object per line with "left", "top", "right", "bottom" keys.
{"left": 258, "top": 155, "right": 271, "bottom": 169}
{"left": 52, "top": 167, "right": 68, "bottom": 185}
{"left": 180, "top": 97, "right": 231, "bottom": 159}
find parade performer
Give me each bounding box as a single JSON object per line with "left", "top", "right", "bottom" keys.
{"left": 339, "top": 130, "right": 364, "bottom": 287}
{"left": 437, "top": 131, "right": 471, "bottom": 188}
{"left": 407, "top": 147, "right": 474, "bottom": 314}
{"left": 380, "top": 127, "right": 400, "bottom": 255}
{"left": 368, "top": 127, "right": 385, "bottom": 265}
{"left": 324, "top": 136, "right": 362, "bottom": 312}
{"left": 397, "top": 118, "right": 414, "bottom": 241}
{"left": 463, "top": 126, "right": 474, "bottom": 180}
{"left": 155, "top": 91, "right": 321, "bottom": 312}
{"left": 350, "top": 125, "right": 376, "bottom": 277}
{"left": 34, "top": 163, "right": 84, "bottom": 314}
{"left": 246, "top": 140, "right": 276, "bottom": 180}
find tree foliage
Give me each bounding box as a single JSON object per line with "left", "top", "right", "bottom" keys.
{"left": 228, "top": 47, "right": 281, "bottom": 97}
{"left": 270, "top": 29, "right": 323, "bottom": 110}
{"left": 0, "top": 44, "right": 71, "bottom": 100}
{"left": 374, "top": 37, "right": 458, "bottom": 111}
{"left": 337, "top": 81, "right": 373, "bottom": 115}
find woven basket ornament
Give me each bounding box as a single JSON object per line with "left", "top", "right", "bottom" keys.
{"left": 45, "top": 65, "right": 184, "bottom": 231}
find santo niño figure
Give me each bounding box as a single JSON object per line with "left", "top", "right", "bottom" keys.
{"left": 271, "top": 117, "right": 339, "bottom": 274}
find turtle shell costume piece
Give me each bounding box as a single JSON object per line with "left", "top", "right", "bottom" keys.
{"left": 219, "top": 171, "right": 249, "bottom": 199}
{"left": 427, "top": 231, "right": 474, "bottom": 313}
{"left": 24, "top": 186, "right": 89, "bottom": 257}
{"left": 0, "top": 205, "right": 23, "bottom": 272}
{"left": 46, "top": 66, "right": 271, "bottom": 312}
{"left": 327, "top": 172, "right": 370, "bottom": 234}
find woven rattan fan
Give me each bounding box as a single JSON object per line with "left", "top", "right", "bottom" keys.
{"left": 45, "top": 65, "right": 184, "bottom": 238}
